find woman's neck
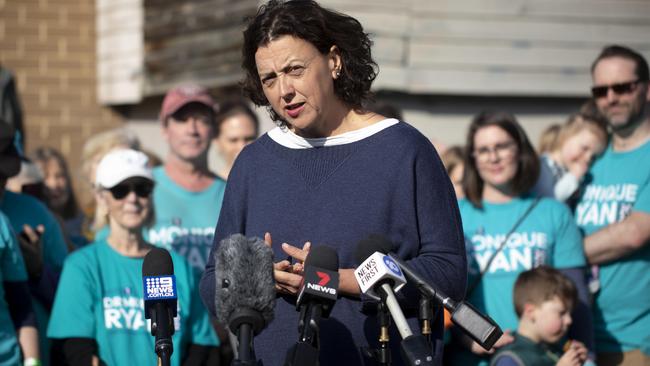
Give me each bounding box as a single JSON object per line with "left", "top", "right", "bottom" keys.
{"left": 107, "top": 223, "right": 149, "bottom": 257}
{"left": 292, "top": 104, "right": 384, "bottom": 138}
{"left": 482, "top": 183, "right": 516, "bottom": 204}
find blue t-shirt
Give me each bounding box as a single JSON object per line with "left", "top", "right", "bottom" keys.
{"left": 147, "top": 167, "right": 226, "bottom": 272}
{"left": 47, "top": 239, "right": 218, "bottom": 366}
{"left": 454, "top": 195, "right": 585, "bottom": 366}
{"left": 575, "top": 140, "right": 650, "bottom": 352}
{"left": 0, "top": 212, "right": 27, "bottom": 366}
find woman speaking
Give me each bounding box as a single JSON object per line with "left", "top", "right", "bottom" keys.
{"left": 200, "top": 1, "right": 466, "bottom": 365}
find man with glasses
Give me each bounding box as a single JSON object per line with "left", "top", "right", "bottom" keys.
{"left": 575, "top": 45, "right": 650, "bottom": 365}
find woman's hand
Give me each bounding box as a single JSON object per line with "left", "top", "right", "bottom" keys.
{"left": 264, "top": 232, "right": 310, "bottom": 295}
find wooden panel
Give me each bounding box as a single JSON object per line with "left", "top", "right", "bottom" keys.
{"left": 143, "top": 0, "right": 257, "bottom": 95}
{"left": 372, "top": 36, "right": 406, "bottom": 65}
{"left": 413, "top": 0, "right": 650, "bottom": 21}
{"left": 409, "top": 42, "right": 597, "bottom": 69}
{"left": 410, "top": 17, "right": 650, "bottom": 44}
{"left": 405, "top": 68, "right": 590, "bottom": 96}
{"left": 144, "top": 0, "right": 256, "bottom": 40}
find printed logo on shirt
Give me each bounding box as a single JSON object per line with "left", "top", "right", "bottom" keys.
{"left": 147, "top": 226, "right": 214, "bottom": 270}
{"left": 103, "top": 289, "right": 181, "bottom": 333}
{"left": 467, "top": 231, "right": 548, "bottom": 274}
{"left": 576, "top": 184, "right": 637, "bottom": 227}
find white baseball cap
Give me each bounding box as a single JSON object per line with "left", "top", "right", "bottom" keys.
{"left": 95, "top": 149, "right": 153, "bottom": 188}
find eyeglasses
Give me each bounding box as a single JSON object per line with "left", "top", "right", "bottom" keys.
{"left": 473, "top": 142, "right": 517, "bottom": 163}
{"left": 108, "top": 182, "right": 154, "bottom": 200}
{"left": 591, "top": 80, "right": 640, "bottom": 98}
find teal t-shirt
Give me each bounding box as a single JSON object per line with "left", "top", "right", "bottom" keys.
{"left": 0, "top": 212, "right": 27, "bottom": 366}
{"left": 146, "top": 167, "right": 226, "bottom": 272}
{"left": 575, "top": 140, "right": 650, "bottom": 352}
{"left": 0, "top": 191, "right": 68, "bottom": 272}
{"left": 47, "top": 239, "right": 218, "bottom": 366}
{"left": 0, "top": 190, "right": 69, "bottom": 365}
{"left": 454, "top": 195, "right": 585, "bottom": 366}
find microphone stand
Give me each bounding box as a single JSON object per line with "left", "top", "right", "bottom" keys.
{"left": 418, "top": 297, "right": 433, "bottom": 347}
{"left": 377, "top": 301, "right": 392, "bottom": 365}
{"left": 230, "top": 308, "right": 263, "bottom": 366}
{"left": 285, "top": 303, "right": 321, "bottom": 366}
{"left": 150, "top": 303, "right": 174, "bottom": 366}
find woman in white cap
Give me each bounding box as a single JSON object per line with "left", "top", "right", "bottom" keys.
{"left": 47, "top": 149, "right": 218, "bottom": 366}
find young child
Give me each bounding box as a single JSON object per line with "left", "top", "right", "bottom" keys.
{"left": 490, "top": 266, "right": 588, "bottom": 366}
{"left": 441, "top": 145, "right": 465, "bottom": 199}
{"left": 533, "top": 113, "right": 607, "bottom": 203}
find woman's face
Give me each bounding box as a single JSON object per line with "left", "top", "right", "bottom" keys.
{"left": 473, "top": 125, "right": 519, "bottom": 190}
{"left": 215, "top": 113, "right": 257, "bottom": 165}
{"left": 43, "top": 159, "right": 70, "bottom": 209}
{"left": 254, "top": 35, "right": 341, "bottom": 137}
{"left": 102, "top": 177, "right": 153, "bottom": 230}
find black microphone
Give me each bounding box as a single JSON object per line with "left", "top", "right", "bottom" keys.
{"left": 214, "top": 234, "right": 275, "bottom": 366}
{"left": 286, "top": 245, "right": 340, "bottom": 366}
{"left": 355, "top": 239, "right": 434, "bottom": 366}
{"left": 142, "top": 247, "right": 177, "bottom": 366}
{"left": 361, "top": 235, "right": 503, "bottom": 351}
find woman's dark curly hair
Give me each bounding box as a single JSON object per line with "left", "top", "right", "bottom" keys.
{"left": 241, "top": 0, "right": 378, "bottom": 125}
{"left": 462, "top": 111, "right": 540, "bottom": 208}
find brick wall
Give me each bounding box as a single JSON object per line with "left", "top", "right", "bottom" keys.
{"left": 0, "top": 0, "right": 124, "bottom": 191}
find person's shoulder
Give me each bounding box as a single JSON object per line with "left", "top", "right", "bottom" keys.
{"left": 490, "top": 350, "right": 526, "bottom": 366}
{"left": 382, "top": 121, "right": 432, "bottom": 147}
{"left": 2, "top": 190, "right": 50, "bottom": 214}
{"left": 64, "top": 240, "right": 103, "bottom": 267}
{"left": 230, "top": 133, "right": 272, "bottom": 169}
{"left": 534, "top": 195, "right": 572, "bottom": 215}
{"left": 457, "top": 198, "right": 472, "bottom": 210}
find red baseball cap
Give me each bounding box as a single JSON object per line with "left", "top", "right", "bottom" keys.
{"left": 159, "top": 84, "right": 217, "bottom": 122}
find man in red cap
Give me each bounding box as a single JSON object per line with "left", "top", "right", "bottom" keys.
{"left": 147, "top": 84, "right": 225, "bottom": 357}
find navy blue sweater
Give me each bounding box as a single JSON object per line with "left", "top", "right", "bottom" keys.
{"left": 200, "top": 122, "right": 467, "bottom": 365}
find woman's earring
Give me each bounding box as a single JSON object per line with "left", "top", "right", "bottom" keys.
{"left": 334, "top": 70, "right": 341, "bottom": 79}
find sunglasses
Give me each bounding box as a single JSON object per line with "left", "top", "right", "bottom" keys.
{"left": 591, "top": 80, "right": 640, "bottom": 98}
{"left": 108, "top": 182, "right": 154, "bottom": 200}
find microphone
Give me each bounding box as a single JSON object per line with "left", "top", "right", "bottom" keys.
{"left": 360, "top": 235, "right": 503, "bottom": 351}
{"left": 142, "top": 247, "right": 178, "bottom": 366}
{"left": 214, "top": 234, "right": 275, "bottom": 365}
{"left": 286, "top": 245, "right": 340, "bottom": 366}
{"left": 354, "top": 240, "right": 434, "bottom": 366}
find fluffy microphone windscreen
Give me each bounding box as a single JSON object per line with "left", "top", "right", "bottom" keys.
{"left": 304, "top": 245, "right": 339, "bottom": 271}
{"left": 354, "top": 234, "right": 394, "bottom": 263}
{"left": 214, "top": 234, "right": 275, "bottom": 327}
{"left": 142, "top": 247, "right": 175, "bottom": 277}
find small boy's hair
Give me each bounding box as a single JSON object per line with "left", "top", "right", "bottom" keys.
{"left": 513, "top": 266, "right": 577, "bottom": 318}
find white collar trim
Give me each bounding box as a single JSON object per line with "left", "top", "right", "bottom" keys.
{"left": 267, "top": 118, "right": 399, "bottom": 149}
